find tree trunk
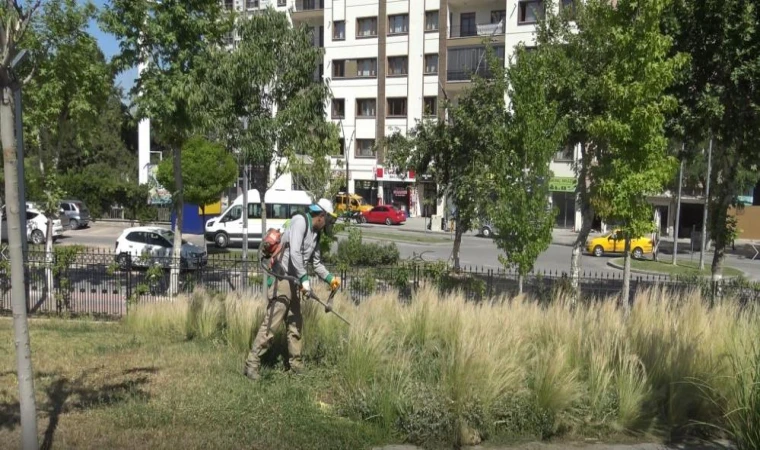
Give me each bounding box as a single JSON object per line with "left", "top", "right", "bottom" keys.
{"left": 621, "top": 235, "right": 632, "bottom": 314}
{"left": 260, "top": 197, "right": 267, "bottom": 297}
{"left": 170, "top": 146, "right": 184, "bottom": 296}
{"left": 45, "top": 218, "right": 55, "bottom": 309}
{"left": 242, "top": 165, "right": 249, "bottom": 291}
{"left": 570, "top": 141, "right": 593, "bottom": 303}
{"left": 517, "top": 273, "right": 524, "bottom": 296}
{"left": 710, "top": 191, "right": 732, "bottom": 301}
{"left": 452, "top": 216, "right": 463, "bottom": 271}
{"left": 2, "top": 86, "right": 39, "bottom": 449}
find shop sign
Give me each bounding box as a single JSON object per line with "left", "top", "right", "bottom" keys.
{"left": 393, "top": 188, "right": 408, "bottom": 196}
{"left": 549, "top": 177, "right": 577, "bottom": 193}
{"left": 374, "top": 166, "right": 416, "bottom": 182}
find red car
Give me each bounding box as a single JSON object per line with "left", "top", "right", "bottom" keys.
{"left": 360, "top": 205, "right": 406, "bottom": 225}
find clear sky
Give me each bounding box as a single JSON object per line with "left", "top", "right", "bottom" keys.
{"left": 86, "top": 0, "right": 137, "bottom": 102}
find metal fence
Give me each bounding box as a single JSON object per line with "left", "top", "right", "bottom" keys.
{"left": 1, "top": 250, "right": 759, "bottom": 319}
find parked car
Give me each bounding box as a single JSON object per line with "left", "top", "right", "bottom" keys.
{"left": 586, "top": 230, "right": 654, "bottom": 259}
{"left": 360, "top": 205, "right": 406, "bottom": 225}
{"left": 115, "top": 226, "right": 207, "bottom": 270}
{"left": 479, "top": 220, "right": 498, "bottom": 238}
{"left": 0, "top": 207, "right": 64, "bottom": 244}
{"left": 334, "top": 192, "right": 373, "bottom": 214}
{"left": 59, "top": 199, "right": 91, "bottom": 230}
{"left": 26, "top": 201, "right": 71, "bottom": 230}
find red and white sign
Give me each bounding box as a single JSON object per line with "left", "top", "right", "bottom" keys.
{"left": 374, "top": 166, "right": 416, "bottom": 182}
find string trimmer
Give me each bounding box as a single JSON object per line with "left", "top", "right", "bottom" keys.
{"left": 259, "top": 259, "right": 351, "bottom": 326}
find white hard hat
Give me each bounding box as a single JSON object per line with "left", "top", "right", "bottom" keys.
{"left": 310, "top": 198, "right": 337, "bottom": 218}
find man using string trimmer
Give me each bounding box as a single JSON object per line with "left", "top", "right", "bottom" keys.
{"left": 243, "top": 198, "right": 341, "bottom": 381}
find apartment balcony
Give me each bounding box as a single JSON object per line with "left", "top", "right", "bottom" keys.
{"left": 446, "top": 45, "right": 505, "bottom": 83}
{"left": 291, "top": 0, "right": 324, "bottom": 25}
{"left": 447, "top": 0, "right": 506, "bottom": 46}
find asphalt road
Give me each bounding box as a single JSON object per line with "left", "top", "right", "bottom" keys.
{"left": 56, "top": 222, "right": 760, "bottom": 280}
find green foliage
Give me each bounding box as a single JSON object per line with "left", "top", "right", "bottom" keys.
{"left": 52, "top": 244, "right": 85, "bottom": 312}
{"left": 190, "top": 7, "right": 336, "bottom": 196}
{"left": 155, "top": 136, "right": 237, "bottom": 210}
{"left": 487, "top": 45, "right": 567, "bottom": 277}
{"left": 662, "top": 0, "right": 760, "bottom": 272}
{"left": 334, "top": 228, "right": 400, "bottom": 270}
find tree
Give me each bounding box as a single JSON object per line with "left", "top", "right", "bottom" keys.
{"left": 489, "top": 46, "right": 568, "bottom": 294}
{"left": 102, "top": 0, "right": 231, "bottom": 295}
{"left": 23, "top": 0, "right": 111, "bottom": 304}
{"left": 662, "top": 0, "right": 760, "bottom": 287}
{"left": 0, "top": 0, "right": 42, "bottom": 447}
{"left": 385, "top": 50, "right": 503, "bottom": 271}
{"left": 189, "top": 7, "right": 337, "bottom": 291}
{"left": 155, "top": 135, "right": 237, "bottom": 249}
{"left": 581, "top": 0, "right": 683, "bottom": 308}
{"left": 538, "top": 0, "right": 683, "bottom": 306}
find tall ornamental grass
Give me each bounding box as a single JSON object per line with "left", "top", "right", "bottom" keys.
{"left": 124, "top": 284, "right": 759, "bottom": 448}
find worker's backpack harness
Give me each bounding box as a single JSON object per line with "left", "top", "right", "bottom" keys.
{"left": 259, "top": 213, "right": 349, "bottom": 326}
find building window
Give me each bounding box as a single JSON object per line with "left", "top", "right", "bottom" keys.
{"left": 277, "top": 0, "right": 286, "bottom": 6}
{"left": 388, "top": 14, "right": 409, "bottom": 35}
{"left": 356, "top": 139, "right": 376, "bottom": 158}
{"left": 332, "top": 59, "right": 345, "bottom": 78}
{"left": 388, "top": 56, "right": 408, "bottom": 76}
{"left": 554, "top": 144, "right": 574, "bottom": 162}
{"left": 332, "top": 99, "right": 345, "bottom": 119}
{"left": 387, "top": 97, "right": 407, "bottom": 118}
{"left": 423, "top": 97, "right": 437, "bottom": 116}
{"left": 447, "top": 45, "right": 506, "bottom": 81}
{"left": 460, "top": 12, "right": 476, "bottom": 37}
{"left": 356, "top": 98, "right": 377, "bottom": 118}
{"left": 518, "top": 1, "right": 544, "bottom": 24}
{"left": 357, "top": 17, "right": 378, "bottom": 37}
{"left": 424, "top": 54, "right": 439, "bottom": 74}
{"left": 357, "top": 58, "right": 377, "bottom": 77}
{"left": 561, "top": 0, "right": 577, "bottom": 19}
{"left": 246, "top": 0, "right": 259, "bottom": 9}
{"left": 333, "top": 20, "right": 345, "bottom": 40}
{"left": 425, "top": 10, "right": 439, "bottom": 31}
{"left": 491, "top": 10, "right": 506, "bottom": 24}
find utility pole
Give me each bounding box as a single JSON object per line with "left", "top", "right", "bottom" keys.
{"left": 242, "top": 161, "right": 249, "bottom": 291}
{"left": 672, "top": 147, "right": 684, "bottom": 266}
{"left": 699, "top": 137, "right": 713, "bottom": 270}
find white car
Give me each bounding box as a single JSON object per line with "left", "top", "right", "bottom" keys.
{"left": 114, "top": 226, "right": 207, "bottom": 270}
{"left": 1, "top": 206, "right": 64, "bottom": 245}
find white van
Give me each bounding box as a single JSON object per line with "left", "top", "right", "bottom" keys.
{"left": 204, "top": 189, "right": 313, "bottom": 248}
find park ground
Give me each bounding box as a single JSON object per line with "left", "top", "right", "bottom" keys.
{"left": 1, "top": 284, "right": 755, "bottom": 450}
{"left": 0, "top": 318, "right": 737, "bottom": 450}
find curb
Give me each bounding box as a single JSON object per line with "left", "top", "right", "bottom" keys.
{"left": 606, "top": 259, "right": 744, "bottom": 279}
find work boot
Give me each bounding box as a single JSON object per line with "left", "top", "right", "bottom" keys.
{"left": 288, "top": 363, "right": 306, "bottom": 376}
{"left": 243, "top": 355, "right": 261, "bottom": 381}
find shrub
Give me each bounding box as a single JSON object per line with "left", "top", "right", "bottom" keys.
{"left": 335, "top": 228, "right": 399, "bottom": 269}
{"left": 124, "top": 284, "right": 760, "bottom": 448}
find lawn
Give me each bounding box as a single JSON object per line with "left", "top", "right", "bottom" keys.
{"left": 0, "top": 319, "right": 387, "bottom": 450}
{"left": 343, "top": 229, "right": 450, "bottom": 244}
{"left": 611, "top": 257, "right": 744, "bottom": 278}
{"left": 2, "top": 286, "right": 758, "bottom": 450}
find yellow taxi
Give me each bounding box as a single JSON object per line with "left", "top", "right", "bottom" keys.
{"left": 334, "top": 193, "right": 373, "bottom": 214}
{"left": 586, "top": 230, "right": 655, "bottom": 259}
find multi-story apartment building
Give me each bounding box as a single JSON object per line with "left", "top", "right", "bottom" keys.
{"left": 266, "top": 0, "right": 582, "bottom": 224}
{"left": 138, "top": 0, "right": 584, "bottom": 227}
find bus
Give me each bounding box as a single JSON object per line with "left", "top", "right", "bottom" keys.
{"left": 204, "top": 189, "right": 313, "bottom": 249}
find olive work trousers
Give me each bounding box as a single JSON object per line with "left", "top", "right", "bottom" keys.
{"left": 245, "top": 278, "right": 304, "bottom": 371}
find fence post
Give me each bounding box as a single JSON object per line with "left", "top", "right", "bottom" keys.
{"left": 125, "top": 254, "right": 132, "bottom": 312}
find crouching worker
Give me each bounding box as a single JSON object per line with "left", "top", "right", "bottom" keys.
{"left": 244, "top": 198, "right": 341, "bottom": 380}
